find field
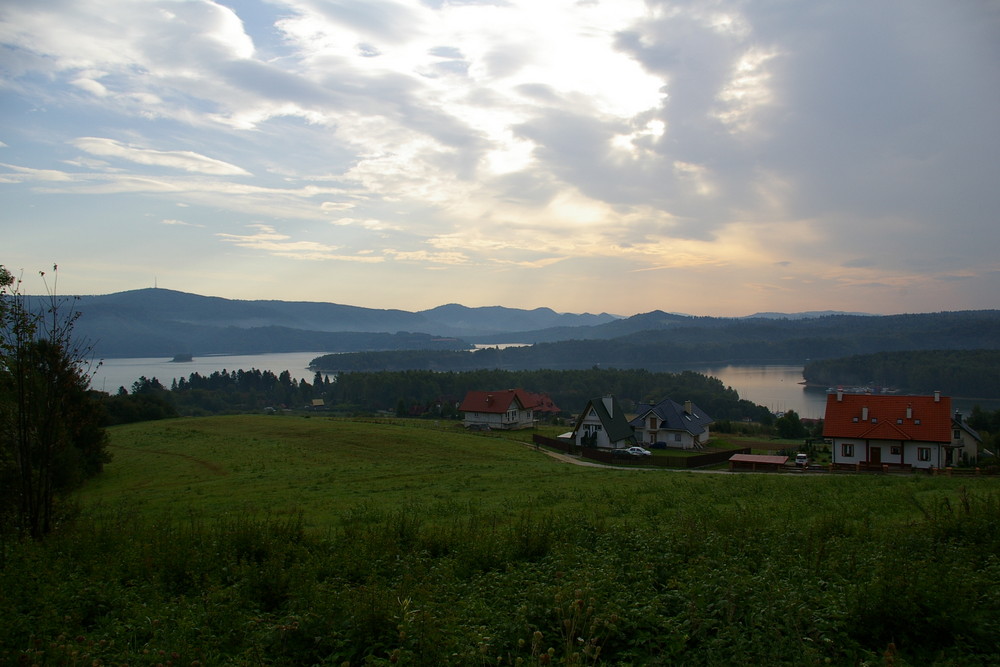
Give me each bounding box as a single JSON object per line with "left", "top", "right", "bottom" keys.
{"left": 3, "top": 415, "right": 999, "bottom": 665}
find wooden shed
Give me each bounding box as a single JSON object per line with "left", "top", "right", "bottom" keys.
{"left": 728, "top": 453, "right": 788, "bottom": 472}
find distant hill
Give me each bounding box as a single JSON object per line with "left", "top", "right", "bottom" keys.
{"left": 312, "top": 310, "right": 1000, "bottom": 377}
{"left": 746, "top": 310, "right": 875, "bottom": 319}
{"left": 30, "top": 289, "right": 999, "bottom": 366}
{"left": 55, "top": 288, "right": 619, "bottom": 357}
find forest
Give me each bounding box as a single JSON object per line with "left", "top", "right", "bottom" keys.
{"left": 310, "top": 310, "right": 1000, "bottom": 373}
{"left": 99, "top": 367, "right": 775, "bottom": 425}
{"left": 803, "top": 349, "right": 1000, "bottom": 398}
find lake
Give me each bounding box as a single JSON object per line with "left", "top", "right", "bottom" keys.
{"left": 89, "top": 352, "right": 323, "bottom": 394}
{"left": 91, "top": 353, "right": 832, "bottom": 418}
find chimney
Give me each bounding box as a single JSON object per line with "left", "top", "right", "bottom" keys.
{"left": 836, "top": 388, "right": 843, "bottom": 401}
{"left": 486, "top": 394, "right": 493, "bottom": 406}
{"left": 934, "top": 390, "right": 941, "bottom": 403}
{"left": 684, "top": 400, "right": 693, "bottom": 415}
{"left": 861, "top": 406, "right": 869, "bottom": 421}
{"left": 906, "top": 404, "right": 913, "bottom": 419}
{"left": 955, "top": 410, "right": 963, "bottom": 424}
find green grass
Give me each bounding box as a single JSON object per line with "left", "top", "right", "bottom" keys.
{"left": 3, "top": 415, "right": 999, "bottom": 666}
{"left": 84, "top": 415, "right": 608, "bottom": 528}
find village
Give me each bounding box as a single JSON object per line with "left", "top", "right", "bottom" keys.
{"left": 458, "top": 387, "right": 988, "bottom": 474}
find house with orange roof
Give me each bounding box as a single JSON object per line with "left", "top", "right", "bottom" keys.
{"left": 823, "top": 390, "right": 966, "bottom": 469}
{"left": 459, "top": 388, "right": 539, "bottom": 430}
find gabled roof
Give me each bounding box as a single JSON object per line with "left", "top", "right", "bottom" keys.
{"left": 522, "top": 391, "right": 561, "bottom": 414}
{"left": 629, "top": 398, "right": 713, "bottom": 436}
{"left": 954, "top": 417, "right": 982, "bottom": 443}
{"left": 822, "top": 393, "right": 952, "bottom": 443}
{"left": 574, "top": 395, "right": 636, "bottom": 445}
{"left": 459, "top": 389, "right": 537, "bottom": 414}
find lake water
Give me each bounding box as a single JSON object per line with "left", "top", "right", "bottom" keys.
{"left": 91, "top": 353, "right": 831, "bottom": 417}
{"left": 89, "top": 352, "right": 324, "bottom": 394}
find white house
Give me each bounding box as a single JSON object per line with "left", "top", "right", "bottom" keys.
{"left": 572, "top": 395, "right": 636, "bottom": 450}
{"left": 823, "top": 391, "right": 959, "bottom": 470}
{"left": 459, "top": 389, "right": 537, "bottom": 430}
{"left": 630, "top": 398, "right": 713, "bottom": 450}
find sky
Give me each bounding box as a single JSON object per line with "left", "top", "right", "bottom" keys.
{"left": 2, "top": 0, "right": 999, "bottom": 317}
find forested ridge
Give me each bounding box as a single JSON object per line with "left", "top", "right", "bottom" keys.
{"left": 803, "top": 349, "right": 1000, "bottom": 398}
{"left": 311, "top": 310, "right": 1000, "bottom": 372}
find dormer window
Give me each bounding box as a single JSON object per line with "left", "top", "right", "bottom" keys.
{"left": 914, "top": 419, "right": 921, "bottom": 425}
{"left": 871, "top": 418, "right": 878, "bottom": 424}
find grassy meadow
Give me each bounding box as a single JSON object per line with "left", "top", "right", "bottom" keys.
{"left": 3, "top": 415, "right": 999, "bottom": 665}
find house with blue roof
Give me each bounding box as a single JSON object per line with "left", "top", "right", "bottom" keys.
{"left": 630, "top": 398, "right": 713, "bottom": 450}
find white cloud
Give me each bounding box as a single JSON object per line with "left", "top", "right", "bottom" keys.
{"left": 0, "top": 163, "right": 74, "bottom": 183}
{"left": 216, "top": 224, "right": 384, "bottom": 262}
{"left": 0, "top": 0, "right": 997, "bottom": 315}
{"left": 71, "top": 137, "right": 251, "bottom": 176}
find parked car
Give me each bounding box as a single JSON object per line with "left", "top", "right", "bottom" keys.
{"left": 795, "top": 453, "right": 809, "bottom": 467}
{"left": 651, "top": 441, "right": 667, "bottom": 449}
{"left": 625, "top": 446, "right": 652, "bottom": 457}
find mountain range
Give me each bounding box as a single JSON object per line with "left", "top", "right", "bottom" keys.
{"left": 40, "top": 288, "right": 998, "bottom": 363}
{"left": 62, "top": 288, "right": 618, "bottom": 357}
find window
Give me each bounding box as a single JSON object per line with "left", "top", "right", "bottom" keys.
{"left": 674, "top": 433, "right": 682, "bottom": 442}
{"left": 918, "top": 447, "right": 931, "bottom": 462}
{"left": 841, "top": 443, "right": 854, "bottom": 457}
{"left": 649, "top": 417, "right": 656, "bottom": 429}
{"left": 891, "top": 446, "right": 901, "bottom": 455}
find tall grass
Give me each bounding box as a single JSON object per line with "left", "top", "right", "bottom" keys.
{"left": 2, "top": 416, "right": 999, "bottom": 665}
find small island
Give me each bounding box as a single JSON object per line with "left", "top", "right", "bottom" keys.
{"left": 169, "top": 353, "right": 194, "bottom": 363}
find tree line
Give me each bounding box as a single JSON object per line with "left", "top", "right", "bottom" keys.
{"left": 309, "top": 310, "right": 1000, "bottom": 373}
{"left": 802, "top": 349, "right": 1000, "bottom": 398}
{"left": 101, "top": 366, "right": 776, "bottom": 425}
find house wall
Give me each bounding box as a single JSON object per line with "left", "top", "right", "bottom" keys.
{"left": 463, "top": 412, "right": 504, "bottom": 428}
{"left": 633, "top": 420, "right": 710, "bottom": 450}
{"left": 576, "top": 411, "right": 609, "bottom": 448}
{"left": 906, "top": 441, "right": 949, "bottom": 469}
{"left": 463, "top": 410, "right": 534, "bottom": 429}
{"left": 576, "top": 410, "right": 624, "bottom": 449}
{"left": 954, "top": 429, "right": 980, "bottom": 465}
{"left": 831, "top": 437, "right": 944, "bottom": 469}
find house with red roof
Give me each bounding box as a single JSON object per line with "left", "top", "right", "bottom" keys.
{"left": 459, "top": 388, "right": 539, "bottom": 430}
{"left": 823, "top": 390, "right": 963, "bottom": 469}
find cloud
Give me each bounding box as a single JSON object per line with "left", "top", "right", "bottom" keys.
{"left": 71, "top": 137, "right": 251, "bottom": 176}
{"left": 216, "top": 224, "right": 384, "bottom": 262}
{"left": 1, "top": 0, "right": 998, "bottom": 315}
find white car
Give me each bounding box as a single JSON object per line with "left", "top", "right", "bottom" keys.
{"left": 795, "top": 453, "right": 809, "bottom": 467}
{"left": 625, "top": 446, "right": 652, "bottom": 457}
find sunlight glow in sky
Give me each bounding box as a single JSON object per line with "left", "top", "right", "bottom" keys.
{"left": 2, "top": 0, "right": 998, "bottom": 316}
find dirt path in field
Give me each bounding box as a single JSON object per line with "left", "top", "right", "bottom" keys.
{"left": 108, "top": 443, "right": 228, "bottom": 476}
{"left": 527, "top": 444, "right": 727, "bottom": 471}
